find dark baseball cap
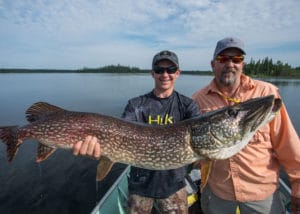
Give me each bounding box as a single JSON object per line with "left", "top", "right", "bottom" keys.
{"left": 213, "top": 37, "right": 246, "bottom": 59}
{"left": 152, "top": 50, "right": 179, "bottom": 69}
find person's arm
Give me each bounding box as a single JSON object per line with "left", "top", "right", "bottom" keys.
{"left": 272, "top": 103, "right": 300, "bottom": 212}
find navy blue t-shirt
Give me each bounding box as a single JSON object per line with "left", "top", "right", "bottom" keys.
{"left": 122, "top": 90, "right": 199, "bottom": 198}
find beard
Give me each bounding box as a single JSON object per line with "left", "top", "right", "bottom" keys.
{"left": 219, "top": 68, "right": 238, "bottom": 86}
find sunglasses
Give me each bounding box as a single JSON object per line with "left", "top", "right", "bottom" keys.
{"left": 153, "top": 66, "right": 178, "bottom": 74}
{"left": 216, "top": 55, "right": 244, "bottom": 64}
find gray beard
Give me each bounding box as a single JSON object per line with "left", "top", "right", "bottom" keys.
{"left": 219, "top": 69, "right": 237, "bottom": 86}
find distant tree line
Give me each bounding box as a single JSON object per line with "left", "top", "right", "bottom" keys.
{"left": 0, "top": 65, "right": 149, "bottom": 73}
{"left": 0, "top": 65, "right": 211, "bottom": 74}
{"left": 244, "top": 57, "right": 300, "bottom": 77}
{"left": 0, "top": 68, "right": 75, "bottom": 73}
{"left": 1, "top": 58, "right": 299, "bottom": 77}
{"left": 79, "top": 64, "right": 149, "bottom": 73}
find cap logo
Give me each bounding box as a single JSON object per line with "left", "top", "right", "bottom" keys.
{"left": 160, "top": 50, "right": 172, "bottom": 56}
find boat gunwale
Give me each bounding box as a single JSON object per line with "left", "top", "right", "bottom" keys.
{"left": 90, "top": 165, "right": 131, "bottom": 214}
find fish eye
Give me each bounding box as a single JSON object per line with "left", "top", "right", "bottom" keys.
{"left": 227, "top": 108, "right": 239, "bottom": 117}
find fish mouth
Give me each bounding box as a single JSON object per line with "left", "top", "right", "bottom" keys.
{"left": 244, "top": 96, "right": 280, "bottom": 132}
{"left": 272, "top": 98, "right": 282, "bottom": 112}
{"left": 253, "top": 97, "right": 282, "bottom": 128}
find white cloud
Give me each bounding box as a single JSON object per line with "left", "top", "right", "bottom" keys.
{"left": 0, "top": 0, "right": 299, "bottom": 70}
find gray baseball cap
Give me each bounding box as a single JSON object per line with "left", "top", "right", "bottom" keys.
{"left": 152, "top": 50, "right": 179, "bottom": 69}
{"left": 213, "top": 37, "right": 246, "bottom": 59}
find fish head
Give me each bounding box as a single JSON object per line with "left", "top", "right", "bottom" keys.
{"left": 191, "top": 95, "right": 282, "bottom": 159}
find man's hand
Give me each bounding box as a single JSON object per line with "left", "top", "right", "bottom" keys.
{"left": 72, "top": 136, "right": 101, "bottom": 160}
{"left": 291, "top": 196, "right": 300, "bottom": 214}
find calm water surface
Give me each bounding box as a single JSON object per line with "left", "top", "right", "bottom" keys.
{"left": 0, "top": 73, "right": 299, "bottom": 214}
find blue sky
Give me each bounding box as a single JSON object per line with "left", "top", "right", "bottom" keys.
{"left": 0, "top": 0, "right": 299, "bottom": 70}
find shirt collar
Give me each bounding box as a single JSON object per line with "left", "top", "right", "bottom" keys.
{"left": 205, "top": 74, "right": 255, "bottom": 98}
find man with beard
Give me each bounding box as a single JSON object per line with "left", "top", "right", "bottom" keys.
{"left": 192, "top": 37, "right": 300, "bottom": 214}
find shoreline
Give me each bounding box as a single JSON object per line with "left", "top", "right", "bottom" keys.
{"left": 0, "top": 70, "right": 299, "bottom": 78}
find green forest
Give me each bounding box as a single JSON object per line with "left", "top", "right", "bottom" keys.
{"left": 244, "top": 57, "right": 300, "bottom": 77}
{"left": 1, "top": 57, "right": 300, "bottom": 77}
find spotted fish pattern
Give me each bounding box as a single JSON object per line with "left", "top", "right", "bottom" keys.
{"left": 0, "top": 95, "right": 281, "bottom": 181}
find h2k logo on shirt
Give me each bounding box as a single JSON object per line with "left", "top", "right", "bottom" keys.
{"left": 148, "top": 114, "right": 173, "bottom": 125}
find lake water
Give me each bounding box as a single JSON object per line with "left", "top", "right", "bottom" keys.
{"left": 0, "top": 73, "right": 299, "bottom": 214}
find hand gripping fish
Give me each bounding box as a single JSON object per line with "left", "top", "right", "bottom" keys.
{"left": 0, "top": 95, "right": 281, "bottom": 181}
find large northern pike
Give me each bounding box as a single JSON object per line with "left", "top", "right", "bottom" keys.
{"left": 0, "top": 95, "right": 281, "bottom": 180}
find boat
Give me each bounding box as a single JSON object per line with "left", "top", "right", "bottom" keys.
{"left": 90, "top": 166, "right": 292, "bottom": 214}
{"left": 91, "top": 166, "right": 130, "bottom": 214}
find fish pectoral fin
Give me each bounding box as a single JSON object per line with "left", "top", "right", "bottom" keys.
{"left": 36, "top": 143, "right": 57, "bottom": 163}
{"left": 96, "top": 156, "right": 114, "bottom": 181}
{"left": 200, "top": 160, "right": 212, "bottom": 191}
{"left": 26, "top": 102, "right": 66, "bottom": 122}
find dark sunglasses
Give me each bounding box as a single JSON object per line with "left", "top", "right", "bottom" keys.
{"left": 216, "top": 55, "right": 244, "bottom": 64}
{"left": 153, "top": 66, "right": 178, "bottom": 74}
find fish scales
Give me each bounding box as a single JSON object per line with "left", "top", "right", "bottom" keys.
{"left": 0, "top": 95, "right": 282, "bottom": 180}
{"left": 16, "top": 111, "right": 196, "bottom": 169}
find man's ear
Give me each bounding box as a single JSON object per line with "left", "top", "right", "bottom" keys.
{"left": 211, "top": 60, "right": 215, "bottom": 69}
{"left": 151, "top": 70, "right": 155, "bottom": 77}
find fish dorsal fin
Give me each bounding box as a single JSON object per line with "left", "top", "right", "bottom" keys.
{"left": 96, "top": 156, "right": 115, "bottom": 181}
{"left": 36, "top": 143, "right": 57, "bottom": 163}
{"left": 26, "top": 102, "right": 65, "bottom": 122}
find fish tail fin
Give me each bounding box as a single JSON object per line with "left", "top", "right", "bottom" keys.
{"left": 0, "top": 126, "right": 20, "bottom": 162}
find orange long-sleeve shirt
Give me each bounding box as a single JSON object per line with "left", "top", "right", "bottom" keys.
{"left": 192, "top": 74, "right": 300, "bottom": 201}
